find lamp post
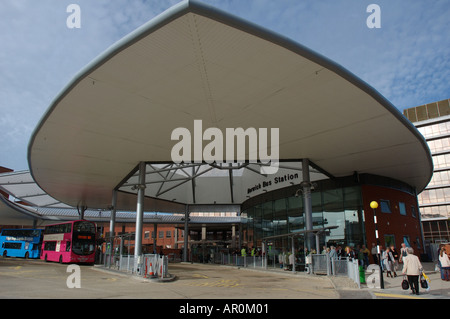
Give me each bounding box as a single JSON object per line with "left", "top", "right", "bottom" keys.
{"left": 370, "top": 201, "right": 384, "bottom": 289}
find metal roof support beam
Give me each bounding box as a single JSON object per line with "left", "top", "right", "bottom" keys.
{"left": 228, "top": 163, "right": 234, "bottom": 203}
{"left": 77, "top": 204, "right": 87, "bottom": 219}
{"left": 134, "top": 162, "right": 146, "bottom": 273}
{"left": 155, "top": 166, "right": 214, "bottom": 197}
{"left": 191, "top": 166, "right": 196, "bottom": 204}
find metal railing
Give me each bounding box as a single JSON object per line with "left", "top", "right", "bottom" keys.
{"left": 102, "top": 251, "right": 170, "bottom": 279}
{"left": 216, "top": 252, "right": 361, "bottom": 288}
{"left": 310, "top": 254, "right": 360, "bottom": 288}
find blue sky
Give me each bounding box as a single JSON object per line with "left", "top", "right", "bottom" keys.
{"left": 0, "top": 0, "right": 449, "bottom": 171}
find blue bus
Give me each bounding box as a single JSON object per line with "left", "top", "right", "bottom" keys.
{"left": 0, "top": 228, "right": 43, "bottom": 258}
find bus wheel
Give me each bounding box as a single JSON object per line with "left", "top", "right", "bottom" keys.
{"left": 3, "top": 251, "right": 7, "bottom": 257}
{"left": 25, "top": 252, "right": 29, "bottom": 259}
{"left": 44, "top": 254, "right": 48, "bottom": 262}
{"left": 59, "top": 255, "right": 63, "bottom": 264}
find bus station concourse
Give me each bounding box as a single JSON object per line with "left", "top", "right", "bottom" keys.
{"left": 0, "top": 0, "right": 436, "bottom": 292}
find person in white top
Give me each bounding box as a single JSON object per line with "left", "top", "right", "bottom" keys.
{"left": 439, "top": 246, "right": 450, "bottom": 281}
{"left": 399, "top": 242, "right": 408, "bottom": 263}
{"left": 402, "top": 247, "right": 423, "bottom": 295}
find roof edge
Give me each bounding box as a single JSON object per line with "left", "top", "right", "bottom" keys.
{"left": 27, "top": 0, "right": 433, "bottom": 203}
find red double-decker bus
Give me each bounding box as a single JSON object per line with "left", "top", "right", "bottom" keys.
{"left": 41, "top": 220, "right": 96, "bottom": 264}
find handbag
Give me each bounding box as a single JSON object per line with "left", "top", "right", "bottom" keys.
{"left": 420, "top": 277, "right": 428, "bottom": 289}
{"left": 401, "top": 276, "right": 409, "bottom": 290}
{"left": 421, "top": 272, "right": 430, "bottom": 290}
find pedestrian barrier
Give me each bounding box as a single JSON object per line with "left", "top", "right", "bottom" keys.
{"left": 101, "top": 235, "right": 171, "bottom": 278}
{"left": 216, "top": 252, "right": 361, "bottom": 288}
{"left": 101, "top": 251, "right": 170, "bottom": 279}
{"left": 310, "top": 254, "right": 360, "bottom": 288}
{"left": 142, "top": 254, "right": 169, "bottom": 279}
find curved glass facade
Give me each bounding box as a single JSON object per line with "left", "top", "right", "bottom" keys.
{"left": 240, "top": 179, "right": 366, "bottom": 254}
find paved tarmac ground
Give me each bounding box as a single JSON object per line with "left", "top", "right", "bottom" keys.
{"left": 0, "top": 257, "right": 448, "bottom": 300}
{"left": 0, "top": 257, "right": 339, "bottom": 299}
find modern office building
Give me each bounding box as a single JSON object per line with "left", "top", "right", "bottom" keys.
{"left": 404, "top": 98, "right": 450, "bottom": 244}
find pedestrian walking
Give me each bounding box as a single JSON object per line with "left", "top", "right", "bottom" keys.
{"left": 399, "top": 242, "right": 408, "bottom": 263}
{"left": 391, "top": 245, "right": 399, "bottom": 274}
{"left": 344, "top": 246, "right": 356, "bottom": 261}
{"left": 402, "top": 247, "right": 423, "bottom": 295}
{"left": 361, "top": 245, "right": 370, "bottom": 268}
{"left": 371, "top": 242, "right": 378, "bottom": 264}
{"left": 439, "top": 246, "right": 450, "bottom": 281}
{"left": 382, "top": 247, "right": 396, "bottom": 277}
{"left": 329, "top": 246, "right": 338, "bottom": 260}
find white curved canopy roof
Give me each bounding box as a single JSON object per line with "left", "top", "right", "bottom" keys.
{"left": 28, "top": 0, "right": 432, "bottom": 210}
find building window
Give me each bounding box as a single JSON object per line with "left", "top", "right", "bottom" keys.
{"left": 403, "top": 236, "right": 411, "bottom": 247}
{"left": 158, "top": 231, "right": 164, "bottom": 238}
{"left": 166, "top": 231, "right": 172, "bottom": 238}
{"left": 380, "top": 200, "right": 391, "bottom": 213}
{"left": 411, "top": 206, "right": 416, "bottom": 218}
{"left": 384, "top": 234, "right": 396, "bottom": 249}
{"left": 399, "top": 202, "right": 406, "bottom": 216}
{"left": 144, "top": 231, "right": 150, "bottom": 239}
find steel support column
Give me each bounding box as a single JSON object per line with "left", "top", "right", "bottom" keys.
{"left": 291, "top": 236, "right": 296, "bottom": 273}
{"left": 110, "top": 190, "right": 117, "bottom": 237}
{"left": 153, "top": 223, "right": 157, "bottom": 254}
{"left": 302, "top": 159, "right": 313, "bottom": 251}
{"left": 183, "top": 205, "right": 189, "bottom": 262}
{"left": 134, "top": 162, "right": 146, "bottom": 272}
{"left": 109, "top": 190, "right": 117, "bottom": 265}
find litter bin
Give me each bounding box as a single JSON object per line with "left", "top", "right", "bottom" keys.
{"left": 359, "top": 266, "right": 366, "bottom": 284}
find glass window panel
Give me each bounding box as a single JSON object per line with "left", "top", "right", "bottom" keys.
{"left": 435, "top": 188, "right": 444, "bottom": 202}
{"left": 399, "top": 202, "right": 407, "bottom": 215}
{"left": 403, "top": 236, "right": 411, "bottom": 247}
{"left": 262, "top": 201, "right": 273, "bottom": 238}
{"left": 384, "top": 234, "right": 396, "bottom": 249}
{"left": 380, "top": 200, "right": 391, "bottom": 213}
{"left": 431, "top": 222, "right": 439, "bottom": 232}
{"left": 344, "top": 186, "right": 362, "bottom": 209}
{"left": 444, "top": 171, "right": 450, "bottom": 184}
{"left": 323, "top": 210, "right": 345, "bottom": 243}
{"left": 311, "top": 191, "right": 323, "bottom": 228}
{"left": 411, "top": 206, "right": 416, "bottom": 218}
{"left": 273, "top": 198, "right": 288, "bottom": 236}
{"left": 438, "top": 221, "right": 447, "bottom": 234}
{"left": 322, "top": 189, "right": 344, "bottom": 244}
{"left": 439, "top": 122, "right": 449, "bottom": 134}
{"left": 323, "top": 189, "right": 343, "bottom": 212}
{"left": 287, "top": 196, "right": 303, "bottom": 233}
{"left": 344, "top": 209, "right": 364, "bottom": 247}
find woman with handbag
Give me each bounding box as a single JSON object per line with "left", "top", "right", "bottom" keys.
{"left": 402, "top": 247, "right": 423, "bottom": 295}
